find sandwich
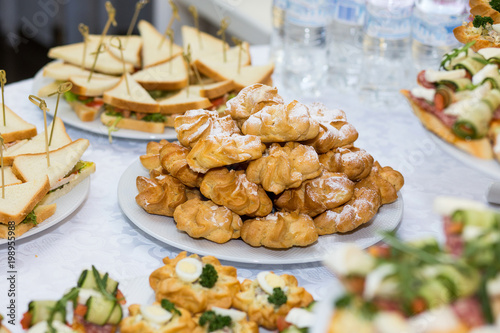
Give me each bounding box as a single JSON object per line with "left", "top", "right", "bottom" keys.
{"left": 138, "top": 20, "right": 183, "bottom": 68}
{"left": 132, "top": 54, "right": 188, "bottom": 91}
{"left": 401, "top": 43, "right": 500, "bottom": 160}
{"left": 2, "top": 117, "right": 72, "bottom": 166}
{"left": 102, "top": 73, "right": 165, "bottom": 133}
{"left": 0, "top": 104, "right": 37, "bottom": 144}
{"left": 470, "top": 0, "right": 500, "bottom": 23}
{"left": 11, "top": 138, "right": 96, "bottom": 205}
{"left": 181, "top": 25, "right": 229, "bottom": 62}
{"left": 0, "top": 176, "right": 56, "bottom": 238}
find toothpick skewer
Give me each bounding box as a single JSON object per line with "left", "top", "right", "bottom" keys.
{"left": 0, "top": 135, "right": 5, "bottom": 199}
{"left": 47, "top": 82, "right": 72, "bottom": 145}
{"left": 182, "top": 45, "right": 192, "bottom": 98}
{"left": 232, "top": 37, "right": 245, "bottom": 74}
{"left": 0, "top": 70, "right": 6, "bottom": 126}
{"left": 188, "top": 5, "right": 202, "bottom": 49}
{"left": 217, "top": 17, "right": 230, "bottom": 63}
{"left": 28, "top": 95, "right": 50, "bottom": 167}
{"left": 159, "top": 0, "right": 179, "bottom": 49}
{"left": 88, "top": 1, "right": 117, "bottom": 82}
{"left": 78, "top": 23, "right": 89, "bottom": 70}
{"left": 126, "top": 0, "right": 149, "bottom": 47}
{"left": 166, "top": 29, "right": 174, "bottom": 73}
{"left": 110, "top": 37, "right": 130, "bottom": 95}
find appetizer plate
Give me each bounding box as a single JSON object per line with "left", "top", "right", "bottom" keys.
{"left": 0, "top": 177, "right": 90, "bottom": 245}
{"left": 31, "top": 65, "right": 177, "bottom": 141}
{"left": 429, "top": 133, "right": 500, "bottom": 179}
{"left": 118, "top": 160, "right": 404, "bottom": 264}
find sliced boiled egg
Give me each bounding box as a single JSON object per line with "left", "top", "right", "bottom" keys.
{"left": 211, "top": 307, "right": 246, "bottom": 322}
{"left": 257, "top": 271, "right": 286, "bottom": 295}
{"left": 140, "top": 304, "right": 173, "bottom": 325}
{"left": 175, "top": 257, "right": 203, "bottom": 283}
{"left": 285, "top": 308, "right": 315, "bottom": 328}
{"left": 28, "top": 320, "right": 74, "bottom": 333}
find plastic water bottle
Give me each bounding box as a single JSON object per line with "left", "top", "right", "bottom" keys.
{"left": 329, "top": 0, "right": 366, "bottom": 89}
{"left": 412, "top": 0, "right": 467, "bottom": 71}
{"left": 359, "top": 0, "right": 414, "bottom": 105}
{"left": 270, "top": 0, "right": 288, "bottom": 74}
{"left": 283, "top": 0, "right": 332, "bottom": 97}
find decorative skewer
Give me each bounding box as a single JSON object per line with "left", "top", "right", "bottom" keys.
{"left": 47, "top": 82, "right": 72, "bottom": 145}
{"left": 188, "top": 5, "right": 202, "bottom": 50}
{"left": 166, "top": 29, "right": 174, "bottom": 73}
{"left": 0, "top": 135, "right": 5, "bottom": 199}
{"left": 232, "top": 36, "right": 244, "bottom": 74}
{"left": 78, "top": 23, "right": 89, "bottom": 70}
{"left": 0, "top": 70, "right": 6, "bottom": 126}
{"left": 126, "top": 0, "right": 149, "bottom": 46}
{"left": 110, "top": 37, "right": 130, "bottom": 95}
{"left": 182, "top": 45, "right": 192, "bottom": 98}
{"left": 28, "top": 95, "right": 50, "bottom": 167}
{"left": 88, "top": 1, "right": 117, "bottom": 82}
{"left": 159, "top": 0, "right": 179, "bottom": 49}
{"left": 217, "top": 17, "right": 230, "bottom": 63}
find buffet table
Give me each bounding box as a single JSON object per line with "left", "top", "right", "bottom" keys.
{"left": 0, "top": 46, "right": 497, "bottom": 332}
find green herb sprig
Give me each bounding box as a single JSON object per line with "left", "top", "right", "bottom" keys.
{"left": 473, "top": 15, "right": 494, "bottom": 28}
{"left": 161, "top": 299, "right": 181, "bottom": 316}
{"left": 199, "top": 310, "right": 232, "bottom": 332}
{"left": 268, "top": 287, "right": 287, "bottom": 308}
{"left": 440, "top": 41, "right": 476, "bottom": 69}
{"left": 199, "top": 264, "right": 218, "bottom": 288}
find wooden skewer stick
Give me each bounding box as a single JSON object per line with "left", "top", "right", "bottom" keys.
{"left": 166, "top": 29, "right": 174, "bottom": 73}
{"left": 159, "top": 0, "right": 179, "bottom": 49}
{"left": 217, "top": 17, "right": 230, "bottom": 63}
{"left": 78, "top": 23, "right": 89, "bottom": 70}
{"left": 232, "top": 36, "right": 246, "bottom": 74}
{"left": 126, "top": 0, "right": 149, "bottom": 46}
{"left": 0, "top": 134, "right": 5, "bottom": 199}
{"left": 0, "top": 70, "right": 6, "bottom": 126}
{"left": 182, "top": 45, "right": 192, "bottom": 98}
{"left": 47, "top": 82, "right": 72, "bottom": 145}
{"left": 28, "top": 95, "right": 50, "bottom": 167}
{"left": 110, "top": 37, "right": 130, "bottom": 95}
{"left": 88, "top": 1, "right": 117, "bottom": 82}
{"left": 188, "top": 5, "right": 202, "bottom": 49}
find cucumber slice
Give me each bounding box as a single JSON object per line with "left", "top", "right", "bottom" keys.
{"left": 77, "top": 269, "right": 118, "bottom": 295}
{"left": 452, "top": 209, "right": 498, "bottom": 228}
{"left": 435, "top": 85, "right": 454, "bottom": 109}
{"left": 453, "top": 56, "right": 487, "bottom": 75}
{"left": 106, "top": 303, "right": 123, "bottom": 325}
{"left": 84, "top": 296, "right": 117, "bottom": 326}
{"left": 481, "top": 89, "right": 500, "bottom": 111}
{"left": 481, "top": 75, "right": 500, "bottom": 89}
{"left": 437, "top": 78, "right": 472, "bottom": 91}
{"left": 452, "top": 101, "right": 492, "bottom": 139}
{"left": 28, "top": 300, "right": 65, "bottom": 325}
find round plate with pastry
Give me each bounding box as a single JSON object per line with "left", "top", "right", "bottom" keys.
{"left": 117, "top": 159, "right": 403, "bottom": 264}
{"left": 0, "top": 176, "right": 90, "bottom": 245}
{"left": 31, "top": 65, "right": 178, "bottom": 140}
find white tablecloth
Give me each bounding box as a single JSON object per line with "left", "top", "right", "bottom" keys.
{"left": 0, "top": 52, "right": 497, "bottom": 332}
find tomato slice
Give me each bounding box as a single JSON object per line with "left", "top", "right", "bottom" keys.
{"left": 116, "top": 289, "right": 126, "bottom": 305}
{"left": 85, "top": 100, "right": 104, "bottom": 108}
{"left": 276, "top": 316, "right": 291, "bottom": 332}
{"left": 74, "top": 304, "right": 88, "bottom": 317}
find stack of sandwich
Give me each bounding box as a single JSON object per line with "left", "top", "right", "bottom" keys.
{"left": 0, "top": 104, "right": 95, "bottom": 238}
{"left": 39, "top": 20, "right": 274, "bottom": 134}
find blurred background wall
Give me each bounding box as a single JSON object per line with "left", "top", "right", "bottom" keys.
{"left": 0, "top": 0, "right": 271, "bottom": 83}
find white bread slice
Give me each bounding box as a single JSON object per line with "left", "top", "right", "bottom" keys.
{"left": 0, "top": 203, "right": 56, "bottom": 238}
{"left": 132, "top": 55, "right": 188, "bottom": 90}
{"left": 42, "top": 62, "right": 110, "bottom": 81}
{"left": 89, "top": 34, "right": 143, "bottom": 68}
{"left": 193, "top": 61, "right": 275, "bottom": 91}
{"left": 66, "top": 100, "right": 102, "bottom": 122}
{"left": 38, "top": 82, "right": 60, "bottom": 98}
{"left": 138, "top": 20, "right": 183, "bottom": 68}
{"left": 194, "top": 42, "right": 251, "bottom": 68}
{"left": 40, "top": 161, "right": 95, "bottom": 205}
{"left": 0, "top": 176, "right": 50, "bottom": 225}
{"left": 198, "top": 80, "right": 236, "bottom": 99}
{"left": 69, "top": 75, "right": 120, "bottom": 97}
{"left": 0, "top": 104, "right": 37, "bottom": 143}
{"left": 103, "top": 73, "right": 160, "bottom": 113}
{"left": 48, "top": 41, "right": 134, "bottom": 75}
{"left": 181, "top": 25, "right": 229, "bottom": 62}
{"left": 100, "top": 113, "right": 165, "bottom": 133}
{"left": 3, "top": 117, "right": 72, "bottom": 166}
{"left": 158, "top": 86, "right": 212, "bottom": 114}
{"left": 0, "top": 167, "right": 22, "bottom": 187}
{"left": 12, "top": 139, "right": 90, "bottom": 188}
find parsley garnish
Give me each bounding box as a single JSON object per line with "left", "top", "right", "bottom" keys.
{"left": 160, "top": 299, "right": 181, "bottom": 316}
{"left": 268, "top": 287, "right": 287, "bottom": 307}
{"left": 199, "top": 264, "right": 218, "bottom": 288}
{"left": 199, "top": 311, "right": 232, "bottom": 332}
{"left": 490, "top": 0, "right": 500, "bottom": 12}
{"left": 473, "top": 15, "right": 494, "bottom": 28}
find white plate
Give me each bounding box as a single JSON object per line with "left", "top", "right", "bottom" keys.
{"left": 118, "top": 160, "right": 404, "bottom": 264}
{"left": 31, "top": 65, "right": 177, "bottom": 141}
{"left": 0, "top": 177, "right": 90, "bottom": 245}
{"left": 429, "top": 133, "right": 500, "bottom": 179}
